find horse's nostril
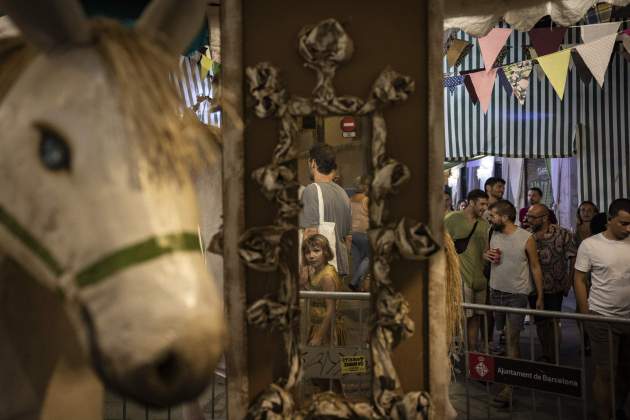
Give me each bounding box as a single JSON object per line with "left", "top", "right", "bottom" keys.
{"left": 155, "top": 351, "right": 180, "bottom": 385}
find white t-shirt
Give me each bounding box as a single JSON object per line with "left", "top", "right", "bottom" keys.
{"left": 574, "top": 233, "right": 630, "bottom": 318}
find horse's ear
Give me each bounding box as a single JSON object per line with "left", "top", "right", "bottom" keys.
{"left": 137, "top": 0, "right": 207, "bottom": 55}
{"left": 0, "top": 0, "right": 91, "bottom": 51}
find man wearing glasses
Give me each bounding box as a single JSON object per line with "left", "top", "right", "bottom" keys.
{"left": 526, "top": 204, "right": 577, "bottom": 363}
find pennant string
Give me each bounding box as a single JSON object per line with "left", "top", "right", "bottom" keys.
{"left": 568, "top": 18, "right": 630, "bottom": 28}
{"left": 444, "top": 26, "right": 628, "bottom": 78}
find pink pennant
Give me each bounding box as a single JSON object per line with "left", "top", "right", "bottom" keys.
{"left": 478, "top": 28, "right": 512, "bottom": 72}
{"left": 529, "top": 27, "right": 567, "bottom": 56}
{"left": 469, "top": 69, "right": 497, "bottom": 113}
{"left": 624, "top": 29, "right": 630, "bottom": 36}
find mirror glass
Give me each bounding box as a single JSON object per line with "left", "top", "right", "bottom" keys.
{"left": 296, "top": 114, "right": 373, "bottom": 404}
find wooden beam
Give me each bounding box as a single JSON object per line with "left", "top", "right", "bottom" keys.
{"left": 220, "top": 0, "right": 249, "bottom": 417}
{"left": 427, "top": 0, "right": 450, "bottom": 418}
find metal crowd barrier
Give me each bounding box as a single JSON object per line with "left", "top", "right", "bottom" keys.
{"left": 108, "top": 367, "right": 226, "bottom": 420}
{"left": 458, "top": 302, "right": 630, "bottom": 420}
{"left": 299, "top": 290, "right": 371, "bottom": 300}
{"left": 298, "top": 290, "right": 371, "bottom": 400}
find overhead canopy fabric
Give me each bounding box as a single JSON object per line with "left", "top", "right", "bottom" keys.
{"left": 444, "top": 27, "right": 580, "bottom": 161}
{"left": 175, "top": 56, "right": 219, "bottom": 126}
{"left": 577, "top": 49, "right": 630, "bottom": 209}
{"left": 444, "top": 0, "right": 630, "bottom": 36}
{"left": 444, "top": 26, "right": 630, "bottom": 210}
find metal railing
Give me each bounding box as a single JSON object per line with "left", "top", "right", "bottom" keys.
{"left": 298, "top": 290, "right": 371, "bottom": 401}
{"left": 458, "top": 302, "right": 630, "bottom": 420}
{"left": 299, "top": 290, "right": 370, "bottom": 300}
{"left": 105, "top": 368, "right": 226, "bottom": 420}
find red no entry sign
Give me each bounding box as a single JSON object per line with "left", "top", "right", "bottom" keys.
{"left": 340, "top": 116, "right": 356, "bottom": 132}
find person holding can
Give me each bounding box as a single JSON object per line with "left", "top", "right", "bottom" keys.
{"left": 484, "top": 199, "right": 544, "bottom": 408}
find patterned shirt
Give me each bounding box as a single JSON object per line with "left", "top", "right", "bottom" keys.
{"left": 532, "top": 224, "right": 577, "bottom": 294}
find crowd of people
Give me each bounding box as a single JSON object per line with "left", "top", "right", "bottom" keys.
{"left": 445, "top": 177, "right": 630, "bottom": 416}
{"left": 297, "top": 142, "right": 630, "bottom": 416}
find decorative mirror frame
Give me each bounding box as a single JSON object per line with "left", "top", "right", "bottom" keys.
{"left": 236, "top": 18, "right": 440, "bottom": 418}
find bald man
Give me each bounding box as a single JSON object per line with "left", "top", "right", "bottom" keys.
{"left": 526, "top": 204, "right": 577, "bottom": 363}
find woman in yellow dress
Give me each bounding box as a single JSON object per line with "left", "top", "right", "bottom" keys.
{"left": 300, "top": 234, "right": 345, "bottom": 347}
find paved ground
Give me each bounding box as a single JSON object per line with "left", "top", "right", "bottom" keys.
{"left": 449, "top": 292, "right": 630, "bottom": 419}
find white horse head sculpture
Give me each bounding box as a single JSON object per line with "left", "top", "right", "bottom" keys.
{"left": 0, "top": 0, "right": 224, "bottom": 415}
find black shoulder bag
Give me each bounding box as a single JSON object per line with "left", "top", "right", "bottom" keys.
{"left": 453, "top": 220, "right": 479, "bottom": 254}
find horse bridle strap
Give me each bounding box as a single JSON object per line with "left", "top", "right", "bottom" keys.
{"left": 75, "top": 233, "right": 200, "bottom": 287}
{"left": 0, "top": 205, "right": 64, "bottom": 276}
{"left": 0, "top": 205, "right": 200, "bottom": 288}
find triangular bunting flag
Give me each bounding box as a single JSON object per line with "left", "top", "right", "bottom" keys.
{"left": 560, "top": 44, "right": 578, "bottom": 71}
{"left": 497, "top": 68, "right": 513, "bottom": 95}
{"left": 581, "top": 22, "right": 620, "bottom": 43}
{"left": 212, "top": 61, "right": 221, "bottom": 76}
{"left": 469, "top": 69, "right": 497, "bottom": 113}
{"left": 527, "top": 47, "right": 546, "bottom": 82}
{"left": 503, "top": 61, "right": 533, "bottom": 105}
{"left": 529, "top": 27, "right": 567, "bottom": 56}
{"left": 493, "top": 46, "right": 510, "bottom": 68}
{"left": 447, "top": 39, "right": 473, "bottom": 68}
{"left": 460, "top": 69, "right": 482, "bottom": 104}
{"left": 536, "top": 49, "right": 572, "bottom": 99}
{"left": 478, "top": 28, "right": 512, "bottom": 72}
{"left": 463, "top": 75, "right": 479, "bottom": 104}
{"left": 443, "top": 29, "right": 456, "bottom": 55}
{"left": 444, "top": 75, "right": 465, "bottom": 94}
{"left": 571, "top": 51, "right": 593, "bottom": 84}
{"left": 562, "top": 44, "right": 578, "bottom": 70}
{"left": 624, "top": 29, "right": 630, "bottom": 37}
{"left": 200, "top": 54, "right": 213, "bottom": 79}
{"left": 575, "top": 33, "right": 618, "bottom": 87}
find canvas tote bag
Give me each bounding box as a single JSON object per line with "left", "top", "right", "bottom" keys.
{"left": 299, "top": 183, "right": 338, "bottom": 271}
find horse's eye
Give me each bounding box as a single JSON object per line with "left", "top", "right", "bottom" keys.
{"left": 39, "top": 128, "right": 71, "bottom": 171}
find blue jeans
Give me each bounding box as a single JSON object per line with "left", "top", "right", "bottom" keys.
{"left": 351, "top": 232, "right": 370, "bottom": 288}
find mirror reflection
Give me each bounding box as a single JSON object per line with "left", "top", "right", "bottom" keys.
{"left": 296, "top": 115, "right": 373, "bottom": 403}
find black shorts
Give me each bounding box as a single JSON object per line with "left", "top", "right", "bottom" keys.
{"left": 584, "top": 311, "right": 630, "bottom": 370}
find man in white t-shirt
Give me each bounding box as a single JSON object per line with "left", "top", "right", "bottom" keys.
{"left": 574, "top": 198, "right": 630, "bottom": 420}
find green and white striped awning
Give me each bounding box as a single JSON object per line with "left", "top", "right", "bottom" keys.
{"left": 444, "top": 25, "right": 630, "bottom": 210}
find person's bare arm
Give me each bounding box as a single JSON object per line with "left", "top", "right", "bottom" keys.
{"left": 574, "top": 270, "right": 590, "bottom": 314}
{"left": 525, "top": 236, "right": 544, "bottom": 309}
{"left": 303, "top": 227, "right": 318, "bottom": 238}
{"left": 309, "top": 275, "right": 337, "bottom": 346}
{"left": 299, "top": 265, "right": 313, "bottom": 289}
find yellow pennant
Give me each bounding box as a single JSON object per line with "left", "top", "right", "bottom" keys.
{"left": 536, "top": 49, "right": 572, "bottom": 100}
{"left": 200, "top": 54, "right": 213, "bottom": 79}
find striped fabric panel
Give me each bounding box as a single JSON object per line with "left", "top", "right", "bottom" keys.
{"left": 174, "top": 56, "right": 221, "bottom": 126}
{"left": 444, "top": 25, "right": 630, "bottom": 210}
{"left": 443, "top": 26, "right": 580, "bottom": 160}
{"left": 577, "top": 31, "right": 630, "bottom": 210}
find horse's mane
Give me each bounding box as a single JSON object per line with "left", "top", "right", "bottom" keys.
{"left": 0, "top": 19, "right": 216, "bottom": 182}
{"left": 93, "top": 19, "right": 216, "bottom": 182}
{"left": 0, "top": 37, "right": 36, "bottom": 103}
